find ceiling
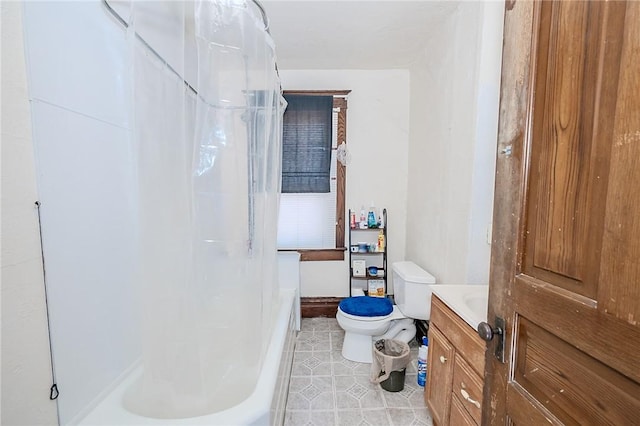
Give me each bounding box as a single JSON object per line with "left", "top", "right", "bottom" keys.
{"left": 260, "top": 1, "right": 461, "bottom": 70}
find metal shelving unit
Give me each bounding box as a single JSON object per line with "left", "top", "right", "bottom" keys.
{"left": 348, "top": 208, "right": 387, "bottom": 297}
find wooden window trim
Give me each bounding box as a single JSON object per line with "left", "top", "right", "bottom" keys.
{"left": 279, "top": 90, "right": 350, "bottom": 262}
{"left": 279, "top": 248, "right": 347, "bottom": 262}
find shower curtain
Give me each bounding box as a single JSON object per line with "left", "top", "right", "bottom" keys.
{"left": 123, "top": 0, "right": 286, "bottom": 418}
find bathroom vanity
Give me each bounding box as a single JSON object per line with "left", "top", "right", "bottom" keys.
{"left": 425, "top": 286, "right": 488, "bottom": 426}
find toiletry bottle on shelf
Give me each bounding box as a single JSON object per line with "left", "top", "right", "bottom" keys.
{"left": 367, "top": 204, "right": 377, "bottom": 228}
{"left": 417, "top": 336, "right": 428, "bottom": 387}
{"left": 360, "top": 206, "right": 367, "bottom": 228}
{"left": 378, "top": 209, "right": 385, "bottom": 228}
{"left": 377, "top": 230, "right": 385, "bottom": 252}
{"left": 350, "top": 209, "right": 357, "bottom": 229}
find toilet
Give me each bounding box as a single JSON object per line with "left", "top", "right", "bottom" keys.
{"left": 336, "top": 261, "right": 437, "bottom": 363}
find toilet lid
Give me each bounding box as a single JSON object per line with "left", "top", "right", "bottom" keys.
{"left": 339, "top": 296, "right": 393, "bottom": 317}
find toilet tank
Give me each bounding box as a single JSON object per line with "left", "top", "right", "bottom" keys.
{"left": 392, "top": 261, "right": 436, "bottom": 320}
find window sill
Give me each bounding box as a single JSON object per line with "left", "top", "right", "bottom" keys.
{"left": 278, "top": 248, "right": 346, "bottom": 262}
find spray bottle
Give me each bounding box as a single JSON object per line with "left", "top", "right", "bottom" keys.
{"left": 417, "top": 336, "right": 428, "bottom": 387}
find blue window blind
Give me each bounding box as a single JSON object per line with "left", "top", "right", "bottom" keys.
{"left": 282, "top": 94, "right": 333, "bottom": 193}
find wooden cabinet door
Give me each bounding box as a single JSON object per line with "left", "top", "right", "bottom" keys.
{"left": 485, "top": 1, "right": 640, "bottom": 424}
{"left": 426, "top": 326, "right": 455, "bottom": 426}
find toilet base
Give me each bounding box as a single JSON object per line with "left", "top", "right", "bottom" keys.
{"left": 340, "top": 318, "right": 417, "bottom": 364}
{"left": 341, "top": 331, "right": 375, "bottom": 363}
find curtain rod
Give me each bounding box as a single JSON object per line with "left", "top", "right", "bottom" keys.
{"left": 102, "top": 0, "right": 269, "bottom": 33}
{"left": 101, "top": 0, "right": 274, "bottom": 96}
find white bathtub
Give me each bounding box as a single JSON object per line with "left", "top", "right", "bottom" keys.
{"left": 78, "top": 288, "right": 297, "bottom": 426}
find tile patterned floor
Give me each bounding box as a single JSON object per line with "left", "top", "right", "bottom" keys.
{"left": 284, "top": 317, "right": 434, "bottom": 426}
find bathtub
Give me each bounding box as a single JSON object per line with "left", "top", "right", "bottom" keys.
{"left": 78, "top": 288, "right": 297, "bottom": 426}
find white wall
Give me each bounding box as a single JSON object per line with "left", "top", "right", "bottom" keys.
{"left": 279, "top": 70, "right": 410, "bottom": 297}
{"left": 1, "top": 3, "right": 59, "bottom": 424}
{"left": 19, "top": 2, "right": 140, "bottom": 424}
{"left": 405, "top": 2, "right": 504, "bottom": 284}
{"left": 1, "top": 5, "right": 502, "bottom": 424}
{"left": 465, "top": 2, "right": 504, "bottom": 283}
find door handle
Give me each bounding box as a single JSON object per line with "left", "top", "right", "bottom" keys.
{"left": 477, "top": 316, "right": 506, "bottom": 363}
{"left": 477, "top": 321, "right": 502, "bottom": 341}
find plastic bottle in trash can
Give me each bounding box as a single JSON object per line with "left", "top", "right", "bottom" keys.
{"left": 417, "top": 336, "right": 428, "bottom": 387}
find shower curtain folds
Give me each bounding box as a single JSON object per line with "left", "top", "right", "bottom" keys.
{"left": 123, "top": 0, "right": 286, "bottom": 419}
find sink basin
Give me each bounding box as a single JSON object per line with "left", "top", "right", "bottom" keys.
{"left": 429, "top": 284, "right": 489, "bottom": 330}
{"left": 463, "top": 293, "right": 489, "bottom": 318}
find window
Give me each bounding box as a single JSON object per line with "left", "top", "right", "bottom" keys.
{"left": 277, "top": 91, "right": 350, "bottom": 261}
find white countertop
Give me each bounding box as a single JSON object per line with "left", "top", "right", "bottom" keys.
{"left": 429, "top": 284, "right": 489, "bottom": 331}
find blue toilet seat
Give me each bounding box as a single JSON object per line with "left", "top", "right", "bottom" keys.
{"left": 338, "top": 296, "right": 393, "bottom": 317}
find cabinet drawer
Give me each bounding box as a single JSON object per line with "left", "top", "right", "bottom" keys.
{"left": 450, "top": 393, "right": 478, "bottom": 426}
{"left": 453, "top": 353, "right": 483, "bottom": 424}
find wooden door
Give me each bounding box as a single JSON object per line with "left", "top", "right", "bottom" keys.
{"left": 484, "top": 1, "right": 640, "bottom": 424}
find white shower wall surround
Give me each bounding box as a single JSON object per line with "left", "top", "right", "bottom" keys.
{"left": 23, "top": 1, "right": 138, "bottom": 424}
{"left": 125, "top": 0, "right": 287, "bottom": 420}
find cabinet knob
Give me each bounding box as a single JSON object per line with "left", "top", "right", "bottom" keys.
{"left": 439, "top": 355, "right": 447, "bottom": 364}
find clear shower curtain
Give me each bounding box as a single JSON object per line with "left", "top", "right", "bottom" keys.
{"left": 124, "top": 0, "right": 285, "bottom": 418}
